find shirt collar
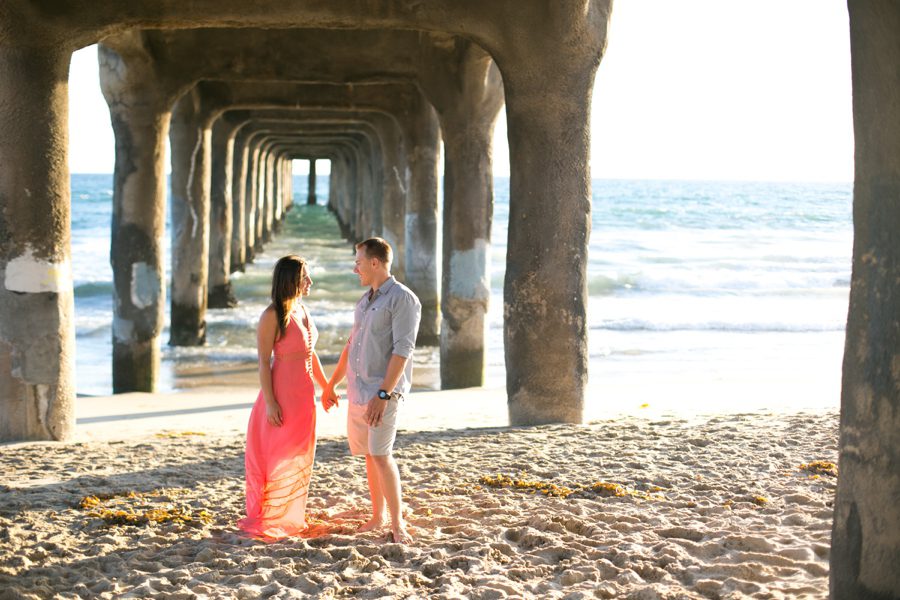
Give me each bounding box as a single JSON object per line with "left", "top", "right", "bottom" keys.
{"left": 368, "top": 276, "right": 396, "bottom": 301}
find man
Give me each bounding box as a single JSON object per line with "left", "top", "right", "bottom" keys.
{"left": 324, "top": 237, "right": 421, "bottom": 544}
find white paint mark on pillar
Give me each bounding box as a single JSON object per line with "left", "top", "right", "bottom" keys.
{"left": 450, "top": 240, "right": 491, "bottom": 301}
{"left": 35, "top": 384, "right": 50, "bottom": 427}
{"left": 131, "top": 262, "right": 160, "bottom": 309}
{"left": 393, "top": 166, "right": 408, "bottom": 195}
{"left": 4, "top": 247, "right": 72, "bottom": 293}
{"left": 188, "top": 130, "right": 203, "bottom": 239}
{"left": 113, "top": 316, "right": 134, "bottom": 342}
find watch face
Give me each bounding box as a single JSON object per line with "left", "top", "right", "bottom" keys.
{"left": 378, "top": 390, "right": 390, "bottom": 400}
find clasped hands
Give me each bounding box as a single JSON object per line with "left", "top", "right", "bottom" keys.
{"left": 321, "top": 385, "right": 341, "bottom": 412}
{"left": 319, "top": 386, "right": 386, "bottom": 426}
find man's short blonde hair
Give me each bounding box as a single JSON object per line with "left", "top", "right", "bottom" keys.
{"left": 356, "top": 237, "right": 393, "bottom": 265}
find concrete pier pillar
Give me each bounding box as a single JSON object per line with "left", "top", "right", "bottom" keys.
{"left": 418, "top": 38, "right": 505, "bottom": 386}
{"left": 169, "top": 90, "right": 211, "bottom": 346}
{"left": 283, "top": 157, "right": 293, "bottom": 212}
{"left": 98, "top": 43, "right": 170, "bottom": 392}
{"left": 831, "top": 2, "right": 900, "bottom": 597}
{"left": 208, "top": 113, "right": 245, "bottom": 308}
{"left": 328, "top": 156, "right": 340, "bottom": 214}
{"left": 346, "top": 139, "right": 369, "bottom": 242}
{"left": 308, "top": 159, "right": 318, "bottom": 205}
{"left": 268, "top": 149, "right": 281, "bottom": 233}
{"left": 404, "top": 99, "right": 441, "bottom": 346}
{"left": 230, "top": 128, "right": 250, "bottom": 272}
{"left": 331, "top": 148, "right": 355, "bottom": 239}
{"left": 266, "top": 148, "right": 281, "bottom": 234}
{"left": 330, "top": 149, "right": 353, "bottom": 236}
{"left": 439, "top": 121, "right": 496, "bottom": 386}
{"left": 0, "top": 45, "right": 76, "bottom": 441}
{"left": 502, "top": 61, "right": 600, "bottom": 425}
{"left": 257, "top": 144, "right": 273, "bottom": 244}
{"left": 245, "top": 135, "right": 263, "bottom": 257}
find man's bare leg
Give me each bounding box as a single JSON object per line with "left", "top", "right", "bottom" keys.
{"left": 371, "top": 454, "right": 412, "bottom": 543}
{"left": 358, "top": 455, "right": 387, "bottom": 532}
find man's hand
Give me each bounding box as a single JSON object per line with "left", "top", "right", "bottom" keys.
{"left": 321, "top": 386, "right": 340, "bottom": 412}
{"left": 265, "top": 399, "right": 283, "bottom": 427}
{"left": 364, "top": 396, "right": 388, "bottom": 426}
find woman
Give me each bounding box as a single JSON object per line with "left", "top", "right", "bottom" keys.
{"left": 239, "top": 255, "right": 328, "bottom": 539}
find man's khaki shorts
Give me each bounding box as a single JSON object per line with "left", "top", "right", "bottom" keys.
{"left": 347, "top": 398, "right": 400, "bottom": 456}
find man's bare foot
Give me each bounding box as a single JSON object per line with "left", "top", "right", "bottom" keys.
{"left": 357, "top": 515, "right": 385, "bottom": 533}
{"left": 388, "top": 524, "right": 413, "bottom": 544}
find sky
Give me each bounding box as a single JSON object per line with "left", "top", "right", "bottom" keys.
{"left": 67, "top": 0, "right": 854, "bottom": 182}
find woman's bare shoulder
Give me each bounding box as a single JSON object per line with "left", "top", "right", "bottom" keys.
{"left": 258, "top": 304, "right": 277, "bottom": 324}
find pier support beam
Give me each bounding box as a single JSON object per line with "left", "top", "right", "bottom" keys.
{"left": 169, "top": 89, "right": 211, "bottom": 346}
{"left": 499, "top": 24, "right": 607, "bottom": 425}
{"left": 831, "top": 2, "right": 900, "bottom": 597}
{"left": 419, "top": 36, "right": 505, "bottom": 386}
{"left": 230, "top": 128, "right": 251, "bottom": 272}
{"left": 308, "top": 159, "right": 318, "bottom": 205}
{"left": 208, "top": 112, "right": 247, "bottom": 308}
{"left": 99, "top": 41, "right": 171, "bottom": 392}
{"left": 0, "top": 45, "right": 76, "bottom": 441}
{"left": 403, "top": 97, "right": 441, "bottom": 346}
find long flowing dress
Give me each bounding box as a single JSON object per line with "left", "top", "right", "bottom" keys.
{"left": 239, "top": 304, "right": 317, "bottom": 539}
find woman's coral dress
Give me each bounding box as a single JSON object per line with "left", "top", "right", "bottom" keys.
{"left": 239, "top": 305, "right": 317, "bottom": 539}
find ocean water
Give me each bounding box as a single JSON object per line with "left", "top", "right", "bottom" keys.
{"left": 70, "top": 175, "right": 852, "bottom": 410}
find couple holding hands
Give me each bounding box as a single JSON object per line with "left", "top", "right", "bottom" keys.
{"left": 238, "top": 237, "right": 421, "bottom": 544}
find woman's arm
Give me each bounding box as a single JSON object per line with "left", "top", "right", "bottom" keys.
{"left": 329, "top": 341, "right": 350, "bottom": 388}
{"left": 322, "top": 341, "right": 350, "bottom": 411}
{"left": 257, "top": 307, "right": 282, "bottom": 426}
{"left": 311, "top": 350, "right": 328, "bottom": 390}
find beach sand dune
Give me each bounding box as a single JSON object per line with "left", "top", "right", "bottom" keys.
{"left": 1, "top": 411, "right": 837, "bottom": 599}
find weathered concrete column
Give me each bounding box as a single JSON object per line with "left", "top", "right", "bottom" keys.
{"left": 404, "top": 98, "right": 441, "bottom": 346}
{"left": 257, "top": 143, "right": 274, "bottom": 244}
{"left": 230, "top": 127, "right": 250, "bottom": 272}
{"left": 329, "top": 152, "right": 342, "bottom": 215}
{"left": 254, "top": 143, "right": 268, "bottom": 245}
{"left": 208, "top": 112, "right": 247, "bottom": 308}
{"left": 499, "top": 38, "right": 606, "bottom": 424}
{"left": 279, "top": 154, "right": 288, "bottom": 212}
{"left": 308, "top": 159, "right": 318, "bottom": 205}
{"left": 0, "top": 45, "right": 75, "bottom": 441}
{"left": 265, "top": 144, "right": 278, "bottom": 235}
{"left": 439, "top": 118, "right": 497, "bottom": 385}
{"left": 267, "top": 148, "right": 281, "bottom": 233}
{"left": 98, "top": 41, "right": 170, "bottom": 392}
{"left": 831, "top": 3, "right": 900, "bottom": 597}
{"left": 330, "top": 149, "right": 354, "bottom": 236}
{"left": 169, "top": 89, "right": 211, "bottom": 346}
{"left": 282, "top": 157, "right": 293, "bottom": 212}
{"left": 418, "top": 36, "right": 505, "bottom": 386}
{"left": 354, "top": 131, "right": 383, "bottom": 242}
{"left": 245, "top": 135, "right": 263, "bottom": 257}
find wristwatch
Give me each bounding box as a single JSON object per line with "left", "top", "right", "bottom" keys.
{"left": 377, "top": 389, "right": 391, "bottom": 400}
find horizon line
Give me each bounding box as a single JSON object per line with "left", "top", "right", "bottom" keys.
{"left": 69, "top": 172, "right": 854, "bottom": 186}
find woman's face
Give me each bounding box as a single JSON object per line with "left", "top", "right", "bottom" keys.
{"left": 299, "top": 268, "right": 313, "bottom": 297}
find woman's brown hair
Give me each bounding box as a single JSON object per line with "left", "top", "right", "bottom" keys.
{"left": 271, "top": 255, "right": 307, "bottom": 339}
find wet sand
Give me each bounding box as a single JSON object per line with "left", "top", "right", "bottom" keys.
{"left": 1, "top": 392, "right": 837, "bottom": 599}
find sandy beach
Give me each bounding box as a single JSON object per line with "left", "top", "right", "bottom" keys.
{"left": 1, "top": 388, "right": 838, "bottom": 599}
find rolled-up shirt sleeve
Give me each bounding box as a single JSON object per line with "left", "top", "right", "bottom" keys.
{"left": 391, "top": 292, "right": 421, "bottom": 358}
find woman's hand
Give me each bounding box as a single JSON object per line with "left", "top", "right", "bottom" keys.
{"left": 266, "top": 399, "right": 283, "bottom": 427}
{"left": 321, "top": 386, "right": 340, "bottom": 412}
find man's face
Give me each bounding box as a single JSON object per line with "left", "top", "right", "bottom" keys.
{"left": 353, "top": 248, "right": 377, "bottom": 287}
